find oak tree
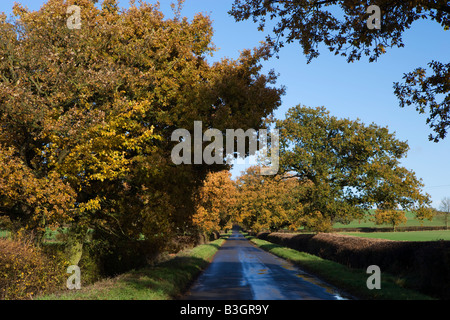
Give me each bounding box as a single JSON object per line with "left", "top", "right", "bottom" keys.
{"left": 276, "top": 105, "right": 432, "bottom": 231}
{"left": 373, "top": 207, "right": 407, "bottom": 232}
{"left": 230, "top": 0, "right": 450, "bottom": 141}
{"left": 0, "top": 0, "right": 284, "bottom": 257}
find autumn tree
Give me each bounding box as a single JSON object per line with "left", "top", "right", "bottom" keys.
{"left": 234, "top": 166, "right": 301, "bottom": 232}
{"left": 373, "top": 207, "right": 408, "bottom": 232}
{"left": 275, "top": 105, "right": 432, "bottom": 232}
{"left": 229, "top": 0, "right": 450, "bottom": 141}
{"left": 0, "top": 0, "right": 284, "bottom": 262}
{"left": 439, "top": 197, "right": 450, "bottom": 229}
{"left": 193, "top": 170, "right": 237, "bottom": 235}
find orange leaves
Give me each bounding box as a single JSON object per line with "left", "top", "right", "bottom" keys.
{"left": 0, "top": 0, "right": 284, "bottom": 249}
{"left": 193, "top": 171, "right": 237, "bottom": 233}
{"left": 0, "top": 146, "right": 76, "bottom": 236}
{"left": 234, "top": 166, "right": 301, "bottom": 233}
{"left": 0, "top": 238, "right": 66, "bottom": 299}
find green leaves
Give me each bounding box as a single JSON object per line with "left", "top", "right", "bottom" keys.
{"left": 274, "top": 105, "right": 431, "bottom": 231}
{"left": 184, "top": 106, "right": 432, "bottom": 234}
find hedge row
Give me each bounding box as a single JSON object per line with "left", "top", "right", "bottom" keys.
{"left": 256, "top": 232, "right": 450, "bottom": 299}
{"left": 1, "top": 230, "right": 223, "bottom": 300}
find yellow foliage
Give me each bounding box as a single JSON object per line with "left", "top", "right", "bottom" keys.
{"left": 234, "top": 166, "right": 302, "bottom": 233}
{"left": 0, "top": 239, "right": 67, "bottom": 300}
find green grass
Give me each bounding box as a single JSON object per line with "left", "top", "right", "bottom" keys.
{"left": 342, "top": 230, "right": 450, "bottom": 241}
{"left": 333, "top": 210, "right": 448, "bottom": 229}
{"left": 246, "top": 235, "right": 435, "bottom": 300}
{"left": 37, "top": 236, "right": 227, "bottom": 300}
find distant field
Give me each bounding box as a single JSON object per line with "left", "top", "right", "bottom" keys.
{"left": 342, "top": 230, "right": 450, "bottom": 241}
{"left": 333, "top": 210, "right": 447, "bottom": 229}
{"left": 0, "top": 228, "right": 65, "bottom": 241}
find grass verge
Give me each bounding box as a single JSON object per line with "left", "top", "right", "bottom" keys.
{"left": 37, "top": 236, "right": 227, "bottom": 300}
{"left": 246, "top": 235, "right": 435, "bottom": 300}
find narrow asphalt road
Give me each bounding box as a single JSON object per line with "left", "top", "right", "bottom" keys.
{"left": 183, "top": 228, "right": 349, "bottom": 300}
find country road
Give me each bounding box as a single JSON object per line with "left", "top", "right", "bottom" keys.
{"left": 183, "top": 228, "right": 350, "bottom": 300}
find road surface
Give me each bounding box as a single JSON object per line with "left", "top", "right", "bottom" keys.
{"left": 183, "top": 228, "right": 350, "bottom": 300}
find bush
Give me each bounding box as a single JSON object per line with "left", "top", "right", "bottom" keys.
{"left": 0, "top": 238, "right": 67, "bottom": 300}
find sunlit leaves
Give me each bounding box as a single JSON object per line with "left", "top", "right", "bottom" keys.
{"left": 0, "top": 147, "right": 75, "bottom": 241}
{"left": 234, "top": 166, "right": 300, "bottom": 232}
{"left": 374, "top": 208, "right": 407, "bottom": 231}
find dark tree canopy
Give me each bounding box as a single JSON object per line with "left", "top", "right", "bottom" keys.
{"left": 230, "top": 0, "right": 450, "bottom": 141}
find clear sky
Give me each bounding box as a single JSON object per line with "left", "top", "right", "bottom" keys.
{"left": 1, "top": 0, "right": 449, "bottom": 207}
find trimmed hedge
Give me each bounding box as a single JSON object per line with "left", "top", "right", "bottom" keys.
{"left": 256, "top": 232, "right": 450, "bottom": 299}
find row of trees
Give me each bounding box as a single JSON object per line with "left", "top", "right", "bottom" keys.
{"left": 0, "top": 0, "right": 441, "bottom": 268}
{"left": 194, "top": 105, "right": 434, "bottom": 234}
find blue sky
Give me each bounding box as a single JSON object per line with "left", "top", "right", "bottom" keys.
{"left": 1, "top": 0, "right": 449, "bottom": 208}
